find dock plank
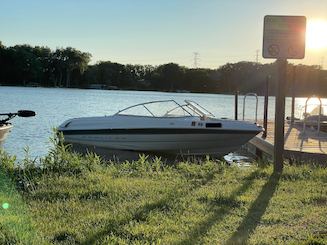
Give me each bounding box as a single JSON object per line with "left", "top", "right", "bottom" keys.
{"left": 265, "top": 121, "right": 327, "bottom": 153}
{"left": 248, "top": 120, "right": 327, "bottom": 162}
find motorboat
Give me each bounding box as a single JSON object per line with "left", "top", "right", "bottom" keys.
{"left": 0, "top": 110, "right": 36, "bottom": 144}
{"left": 58, "top": 100, "right": 262, "bottom": 157}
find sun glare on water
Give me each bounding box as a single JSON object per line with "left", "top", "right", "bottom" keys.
{"left": 306, "top": 19, "right": 327, "bottom": 49}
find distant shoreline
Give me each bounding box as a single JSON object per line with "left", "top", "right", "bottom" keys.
{"left": 0, "top": 84, "right": 241, "bottom": 96}
{"left": 0, "top": 85, "right": 315, "bottom": 98}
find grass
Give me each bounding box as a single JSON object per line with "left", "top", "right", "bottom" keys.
{"left": 0, "top": 136, "right": 326, "bottom": 244}
{"left": 0, "top": 157, "right": 45, "bottom": 244}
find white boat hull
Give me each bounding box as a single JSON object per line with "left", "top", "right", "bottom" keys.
{"left": 59, "top": 115, "right": 262, "bottom": 157}
{"left": 0, "top": 124, "right": 12, "bottom": 143}
{"left": 63, "top": 133, "right": 257, "bottom": 156}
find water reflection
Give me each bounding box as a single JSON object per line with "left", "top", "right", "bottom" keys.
{"left": 224, "top": 151, "right": 255, "bottom": 167}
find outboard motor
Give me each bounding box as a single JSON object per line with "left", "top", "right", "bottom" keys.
{"left": 0, "top": 110, "right": 36, "bottom": 125}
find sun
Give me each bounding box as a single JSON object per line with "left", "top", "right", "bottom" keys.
{"left": 306, "top": 19, "right": 327, "bottom": 49}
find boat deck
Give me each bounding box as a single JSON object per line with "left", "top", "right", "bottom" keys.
{"left": 247, "top": 120, "right": 327, "bottom": 163}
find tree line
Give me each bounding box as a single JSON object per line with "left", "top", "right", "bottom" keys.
{"left": 1, "top": 41, "right": 326, "bottom": 96}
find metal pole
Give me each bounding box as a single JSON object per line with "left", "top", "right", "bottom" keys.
{"left": 274, "top": 59, "right": 287, "bottom": 172}
{"left": 255, "top": 95, "right": 258, "bottom": 123}
{"left": 263, "top": 76, "right": 269, "bottom": 138}
{"left": 318, "top": 99, "right": 322, "bottom": 134}
{"left": 235, "top": 91, "right": 238, "bottom": 120}
{"left": 291, "top": 65, "right": 296, "bottom": 124}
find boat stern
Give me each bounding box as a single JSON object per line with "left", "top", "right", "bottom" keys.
{"left": 0, "top": 124, "right": 13, "bottom": 143}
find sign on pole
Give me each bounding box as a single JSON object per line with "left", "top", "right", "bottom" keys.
{"left": 262, "top": 15, "right": 306, "bottom": 172}
{"left": 263, "top": 15, "right": 306, "bottom": 59}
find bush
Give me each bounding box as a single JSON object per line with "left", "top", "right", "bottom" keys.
{"left": 0, "top": 149, "right": 16, "bottom": 174}
{"left": 41, "top": 131, "right": 102, "bottom": 175}
{"left": 0, "top": 131, "right": 104, "bottom": 194}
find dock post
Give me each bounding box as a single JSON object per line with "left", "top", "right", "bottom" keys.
{"left": 262, "top": 76, "right": 269, "bottom": 138}
{"left": 235, "top": 91, "right": 239, "bottom": 120}
{"left": 274, "top": 59, "right": 287, "bottom": 172}
{"left": 291, "top": 65, "right": 296, "bottom": 124}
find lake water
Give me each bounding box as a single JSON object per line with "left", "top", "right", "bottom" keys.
{"left": 0, "top": 86, "right": 323, "bottom": 160}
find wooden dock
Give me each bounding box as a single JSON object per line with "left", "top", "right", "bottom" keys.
{"left": 247, "top": 120, "right": 327, "bottom": 163}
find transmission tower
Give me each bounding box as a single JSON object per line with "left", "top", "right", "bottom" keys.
{"left": 255, "top": 49, "right": 260, "bottom": 63}
{"left": 193, "top": 52, "right": 199, "bottom": 68}
{"left": 320, "top": 56, "right": 325, "bottom": 69}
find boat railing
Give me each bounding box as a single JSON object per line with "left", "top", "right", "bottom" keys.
{"left": 115, "top": 99, "right": 216, "bottom": 118}
{"left": 184, "top": 100, "right": 215, "bottom": 117}
{"left": 302, "top": 96, "right": 323, "bottom": 134}
{"left": 115, "top": 100, "right": 193, "bottom": 117}
{"left": 242, "top": 93, "right": 258, "bottom": 123}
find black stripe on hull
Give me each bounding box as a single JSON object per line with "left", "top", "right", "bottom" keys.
{"left": 59, "top": 128, "right": 261, "bottom": 135}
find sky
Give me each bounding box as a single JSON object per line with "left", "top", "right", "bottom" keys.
{"left": 0, "top": 0, "right": 327, "bottom": 68}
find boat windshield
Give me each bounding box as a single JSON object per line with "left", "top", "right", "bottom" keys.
{"left": 115, "top": 100, "right": 215, "bottom": 118}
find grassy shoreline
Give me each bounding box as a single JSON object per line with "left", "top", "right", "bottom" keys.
{"left": 0, "top": 141, "right": 326, "bottom": 244}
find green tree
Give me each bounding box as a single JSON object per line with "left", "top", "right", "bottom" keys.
{"left": 51, "top": 47, "right": 91, "bottom": 87}
{"left": 183, "top": 69, "right": 214, "bottom": 92}
{"left": 96, "top": 61, "right": 125, "bottom": 86}
{"left": 154, "top": 63, "right": 185, "bottom": 91}
{"left": 32, "top": 46, "right": 52, "bottom": 86}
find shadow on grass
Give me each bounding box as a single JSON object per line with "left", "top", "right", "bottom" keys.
{"left": 178, "top": 170, "right": 260, "bottom": 245}
{"left": 81, "top": 198, "right": 172, "bottom": 244}
{"left": 226, "top": 170, "right": 281, "bottom": 245}
{"left": 81, "top": 168, "right": 219, "bottom": 245}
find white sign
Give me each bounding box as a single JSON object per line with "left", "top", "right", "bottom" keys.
{"left": 263, "top": 15, "right": 306, "bottom": 59}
